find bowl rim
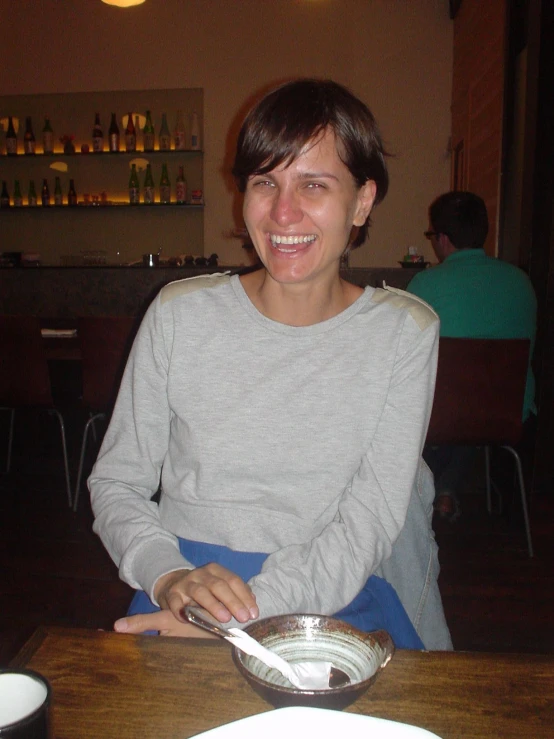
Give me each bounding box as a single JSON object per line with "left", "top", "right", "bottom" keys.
{"left": 232, "top": 614, "right": 394, "bottom": 696}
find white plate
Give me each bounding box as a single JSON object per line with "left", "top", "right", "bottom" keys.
{"left": 191, "top": 706, "right": 442, "bottom": 739}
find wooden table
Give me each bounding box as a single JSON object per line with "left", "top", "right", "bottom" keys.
{"left": 10, "top": 627, "right": 553, "bottom": 739}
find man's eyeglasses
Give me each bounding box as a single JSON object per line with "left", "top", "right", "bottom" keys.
{"left": 424, "top": 230, "right": 438, "bottom": 240}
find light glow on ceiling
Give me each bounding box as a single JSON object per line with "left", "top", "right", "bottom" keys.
{"left": 101, "top": 0, "right": 146, "bottom": 8}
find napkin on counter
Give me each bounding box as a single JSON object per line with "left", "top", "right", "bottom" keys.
{"left": 41, "top": 329, "right": 78, "bottom": 338}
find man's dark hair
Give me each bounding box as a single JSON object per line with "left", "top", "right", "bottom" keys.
{"left": 429, "top": 191, "right": 489, "bottom": 250}
{"left": 232, "top": 78, "right": 389, "bottom": 248}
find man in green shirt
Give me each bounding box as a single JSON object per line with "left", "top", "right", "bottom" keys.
{"left": 408, "top": 191, "right": 537, "bottom": 520}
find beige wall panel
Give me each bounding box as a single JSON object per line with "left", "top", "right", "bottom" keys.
{"left": 0, "top": 0, "right": 453, "bottom": 267}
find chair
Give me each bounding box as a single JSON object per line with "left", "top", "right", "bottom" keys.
{"left": 426, "top": 337, "right": 533, "bottom": 557}
{"left": 0, "top": 315, "right": 72, "bottom": 506}
{"left": 73, "top": 316, "right": 137, "bottom": 511}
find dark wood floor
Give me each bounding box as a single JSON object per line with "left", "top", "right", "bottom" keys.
{"left": 1, "top": 409, "right": 553, "bottom": 666}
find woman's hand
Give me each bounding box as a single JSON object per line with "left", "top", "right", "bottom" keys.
{"left": 114, "top": 610, "right": 216, "bottom": 638}
{"left": 154, "top": 563, "right": 259, "bottom": 625}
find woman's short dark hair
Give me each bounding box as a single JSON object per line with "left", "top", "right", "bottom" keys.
{"left": 429, "top": 191, "right": 489, "bottom": 250}
{"left": 232, "top": 78, "right": 389, "bottom": 248}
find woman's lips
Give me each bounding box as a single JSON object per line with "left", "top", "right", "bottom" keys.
{"left": 269, "top": 234, "right": 317, "bottom": 253}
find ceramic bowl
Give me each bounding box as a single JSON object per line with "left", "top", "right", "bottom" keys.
{"left": 232, "top": 614, "right": 394, "bottom": 710}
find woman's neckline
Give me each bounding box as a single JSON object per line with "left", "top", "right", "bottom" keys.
{"left": 230, "top": 273, "right": 372, "bottom": 335}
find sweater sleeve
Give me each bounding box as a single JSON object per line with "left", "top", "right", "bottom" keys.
{"left": 89, "top": 294, "right": 194, "bottom": 602}
{"left": 244, "top": 309, "right": 439, "bottom": 621}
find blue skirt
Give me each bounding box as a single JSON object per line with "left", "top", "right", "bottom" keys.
{"left": 128, "top": 537, "right": 424, "bottom": 649}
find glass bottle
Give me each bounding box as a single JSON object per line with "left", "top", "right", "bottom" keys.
{"left": 125, "top": 112, "right": 136, "bottom": 152}
{"left": 68, "top": 179, "right": 77, "bottom": 206}
{"left": 42, "top": 116, "right": 54, "bottom": 155}
{"left": 174, "top": 109, "right": 186, "bottom": 151}
{"left": 190, "top": 111, "right": 200, "bottom": 150}
{"left": 128, "top": 163, "right": 140, "bottom": 204}
{"left": 159, "top": 163, "right": 171, "bottom": 204}
{"left": 159, "top": 113, "right": 171, "bottom": 151}
{"left": 143, "top": 163, "right": 155, "bottom": 204}
{"left": 54, "top": 176, "right": 63, "bottom": 206}
{"left": 134, "top": 114, "right": 141, "bottom": 151}
{"left": 23, "top": 117, "right": 36, "bottom": 155}
{"left": 92, "top": 113, "right": 104, "bottom": 153}
{"left": 143, "top": 110, "right": 155, "bottom": 152}
{"left": 28, "top": 179, "right": 37, "bottom": 206}
{"left": 108, "top": 113, "right": 120, "bottom": 153}
{"left": 6, "top": 116, "right": 18, "bottom": 156}
{"left": 176, "top": 165, "right": 187, "bottom": 204}
{"left": 1, "top": 180, "right": 10, "bottom": 207}
{"left": 41, "top": 179, "right": 50, "bottom": 207}
{"left": 13, "top": 179, "right": 23, "bottom": 207}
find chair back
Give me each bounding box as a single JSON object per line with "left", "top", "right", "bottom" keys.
{"left": 426, "top": 337, "right": 530, "bottom": 447}
{"left": 0, "top": 315, "right": 54, "bottom": 407}
{"left": 77, "top": 316, "right": 137, "bottom": 411}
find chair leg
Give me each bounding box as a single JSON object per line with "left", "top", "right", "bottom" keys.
{"left": 485, "top": 445, "right": 492, "bottom": 513}
{"left": 501, "top": 445, "right": 534, "bottom": 558}
{"left": 3, "top": 408, "right": 15, "bottom": 474}
{"left": 73, "top": 412, "right": 105, "bottom": 512}
{"left": 49, "top": 409, "right": 72, "bottom": 508}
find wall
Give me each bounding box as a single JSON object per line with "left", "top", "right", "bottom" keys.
{"left": 0, "top": 0, "right": 453, "bottom": 267}
{"left": 451, "top": 0, "right": 506, "bottom": 255}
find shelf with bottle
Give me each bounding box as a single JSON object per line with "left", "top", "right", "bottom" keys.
{"left": 1, "top": 110, "right": 203, "bottom": 157}
{"left": 0, "top": 148, "right": 204, "bottom": 158}
{"left": 0, "top": 178, "right": 204, "bottom": 209}
{"left": 1, "top": 153, "right": 203, "bottom": 209}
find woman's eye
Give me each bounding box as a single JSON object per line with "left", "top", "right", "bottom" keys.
{"left": 305, "top": 182, "right": 326, "bottom": 190}
{"left": 251, "top": 179, "right": 273, "bottom": 188}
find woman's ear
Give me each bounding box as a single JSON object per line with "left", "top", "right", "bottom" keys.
{"left": 353, "top": 180, "right": 377, "bottom": 227}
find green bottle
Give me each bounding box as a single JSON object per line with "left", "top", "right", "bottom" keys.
{"left": 129, "top": 163, "right": 140, "bottom": 204}
{"left": 54, "top": 176, "right": 63, "bottom": 206}
{"left": 143, "top": 110, "right": 155, "bottom": 152}
{"left": 159, "top": 163, "right": 171, "bottom": 204}
{"left": 41, "top": 178, "right": 50, "bottom": 207}
{"left": 6, "top": 116, "right": 17, "bottom": 156}
{"left": 42, "top": 116, "right": 54, "bottom": 154}
{"left": 28, "top": 179, "right": 37, "bottom": 206}
{"left": 159, "top": 112, "right": 171, "bottom": 151}
{"left": 13, "top": 180, "right": 23, "bottom": 207}
{"left": 23, "top": 117, "right": 36, "bottom": 155}
{"left": 68, "top": 179, "right": 77, "bottom": 206}
{"left": 143, "top": 163, "right": 155, "bottom": 204}
{"left": 1, "top": 180, "right": 10, "bottom": 207}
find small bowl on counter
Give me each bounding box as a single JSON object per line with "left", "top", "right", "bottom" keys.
{"left": 232, "top": 613, "right": 394, "bottom": 710}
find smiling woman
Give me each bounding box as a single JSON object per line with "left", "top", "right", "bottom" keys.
{"left": 90, "top": 79, "right": 452, "bottom": 652}
{"left": 241, "top": 130, "right": 376, "bottom": 311}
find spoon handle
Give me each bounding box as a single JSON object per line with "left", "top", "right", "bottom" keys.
{"left": 183, "top": 605, "right": 233, "bottom": 639}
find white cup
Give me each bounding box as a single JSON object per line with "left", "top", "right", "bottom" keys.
{"left": 0, "top": 670, "right": 51, "bottom": 738}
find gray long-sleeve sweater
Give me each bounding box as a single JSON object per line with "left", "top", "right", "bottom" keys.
{"left": 90, "top": 273, "right": 446, "bottom": 642}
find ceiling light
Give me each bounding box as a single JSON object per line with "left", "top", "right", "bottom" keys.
{"left": 101, "top": 0, "right": 146, "bottom": 8}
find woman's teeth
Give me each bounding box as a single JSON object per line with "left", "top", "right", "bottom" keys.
{"left": 270, "top": 234, "right": 317, "bottom": 246}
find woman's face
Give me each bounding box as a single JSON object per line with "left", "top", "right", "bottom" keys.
{"left": 243, "top": 128, "right": 376, "bottom": 287}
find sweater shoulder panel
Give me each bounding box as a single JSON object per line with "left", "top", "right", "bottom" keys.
{"left": 160, "top": 272, "right": 231, "bottom": 305}
{"left": 372, "top": 284, "right": 438, "bottom": 331}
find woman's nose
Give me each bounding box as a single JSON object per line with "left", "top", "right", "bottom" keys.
{"left": 270, "top": 188, "right": 303, "bottom": 226}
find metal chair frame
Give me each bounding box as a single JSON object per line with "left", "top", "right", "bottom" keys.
{"left": 72, "top": 316, "right": 136, "bottom": 512}
{"left": 0, "top": 315, "right": 72, "bottom": 507}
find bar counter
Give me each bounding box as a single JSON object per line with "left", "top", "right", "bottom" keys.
{"left": 0, "top": 265, "right": 418, "bottom": 319}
